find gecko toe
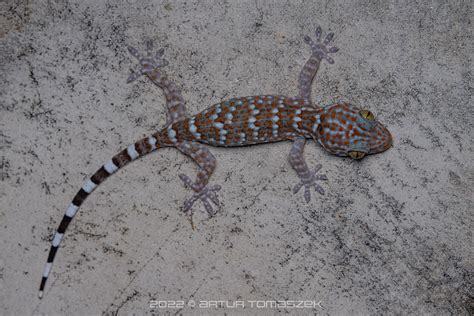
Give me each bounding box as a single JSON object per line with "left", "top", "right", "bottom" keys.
{"left": 315, "top": 26, "right": 322, "bottom": 40}
{"left": 324, "top": 32, "right": 334, "bottom": 45}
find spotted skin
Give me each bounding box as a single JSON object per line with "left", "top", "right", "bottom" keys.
{"left": 38, "top": 27, "right": 392, "bottom": 298}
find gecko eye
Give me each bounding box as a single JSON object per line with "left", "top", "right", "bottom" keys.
{"left": 359, "top": 110, "right": 375, "bottom": 121}
{"left": 348, "top": 151, "right": 366, "bottom": 160}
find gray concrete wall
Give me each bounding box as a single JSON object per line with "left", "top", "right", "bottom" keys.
{"left": 1, "top": 0, "right": 472, "bottom": 314}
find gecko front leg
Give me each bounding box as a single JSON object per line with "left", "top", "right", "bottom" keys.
{"left": 289, "top": 137, "right": 328, "bottom": 203}
{"left": 176, "top": 141, "right": 221, "bottom": 218}
{"left": 297, "top": 26, "right": 339, "bottom": 100}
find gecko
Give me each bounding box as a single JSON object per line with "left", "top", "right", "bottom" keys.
{"left": 38, "top": 27, "right": 392, "bottom": 298}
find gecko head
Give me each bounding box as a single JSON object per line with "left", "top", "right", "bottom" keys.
{"left": 314, "top": 103, "right": 392, "bottom": 159}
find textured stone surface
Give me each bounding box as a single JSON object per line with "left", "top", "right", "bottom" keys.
{"left": 1, "top": 0, "right": 472, "bottom": 315}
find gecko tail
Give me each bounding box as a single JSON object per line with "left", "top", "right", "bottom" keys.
{"left": 38, "top": 135, "right": 162, "bottom": 299}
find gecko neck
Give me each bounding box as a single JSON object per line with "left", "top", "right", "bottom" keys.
{"left": 298, "top": 106, "right": 323, "bottom": 137}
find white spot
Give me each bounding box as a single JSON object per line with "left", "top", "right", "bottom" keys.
{"left": 292, "top": 123, "right": 300, "bottom": 130}
{"left": 271, "top": 108, "right": 278, "bottom": 114}
{"left": 104, "top": 160, "right": 118, "bottom": 174}
{"left": 52, "top": 232, "right": 64, "bottom": 247}
{"left": 82, "top": 179, "right": 97, "bottom": 194}
{"left": 220, "top": 129, "right": 228, "bottom": 135}
{"left": 214, "top": 122, "right": 224, "bottom": 129}
{"left": 249, "top": 103, "right": 255, "bottom": 110}
{"left": 167, "top": 127, "right": 177, "bottom": 143}
{"left": 295, "top": 109, "right": 302, "bottom": 115}
{"left": 272, "top": 124, "right": 279, "bottom": 130}
{"left": 225, "top": 113, "right": 233, "bottom": 121}
{"left": 127, "top": 144, "right": 139, "bottom": 160}
{"left": 293, "top": 116, "right": 302, "bottom": 122}
{"left": 252, "top": 131, "right": 259, "bottom": 138}
{"left": 148, "top": 136, "right": 157, "bottom": 149}
{"left": 189, "top": 124, "right": 197, "bottom": 133}
{"left": 43, "top": 262, "right": 53, "bottom": 278}
{"left": 210, "top": 114, "right": 218, "bottom": 120}
{"left": 216, "top": 107, "right": 222, "bottom": 113}
{"left": 272, "top": 115, "right": 280, "bottom": 122}
{"left": 240, "top": 133, "right": 246, "bottom": 139}
{"left": 252, "top": 109, "right": 260, "bottom": 115}
{"left": 249, "top": 123, "right": 256, "bottom": 129}
{"left": 66, "top": 203, "right": 79, "bottom": 217}
{"left": 248, "top": 116, "right": 256, "bottom": 123}
{"left": 230, "top": 106, "right": 236, "bottom": 112}
{"left": 168, "top": 128, "right": 176, "bottom": 138}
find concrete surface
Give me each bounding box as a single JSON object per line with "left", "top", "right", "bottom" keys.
{"left": 1, "top": 0, "right": 472, "bottom": 315}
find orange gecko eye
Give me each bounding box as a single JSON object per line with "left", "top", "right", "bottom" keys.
{"left": 359, "top": 110, "right": 375, "bottom": 121}
{"left": 348, "top": 151, "right": 366, "bottom": 160}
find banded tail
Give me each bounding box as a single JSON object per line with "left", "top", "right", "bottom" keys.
{"left": 38, "top": 135, "right": 162, "bottom": 299}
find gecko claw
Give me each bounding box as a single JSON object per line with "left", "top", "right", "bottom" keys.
{"left": 304, "top": 26, "right": 339, "bottom": 62}
{"left": 292, "top": 164, "right": 327, "bottom": 203}
{"left": 182, "top": 184, "right": 222, "bottom": 217}
{"left": 126, "top": 41, "right": 169, "bottom": 82}
{"left": 179, "top": 173, "right": 222, "bottom": 218}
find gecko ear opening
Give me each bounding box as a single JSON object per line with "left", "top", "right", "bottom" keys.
{"left": 348, "top": 151, "right": 366, "bottom": 160}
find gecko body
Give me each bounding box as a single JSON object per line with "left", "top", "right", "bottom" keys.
{"left": 38, "top": 27, "right": 392, "bottom": 298}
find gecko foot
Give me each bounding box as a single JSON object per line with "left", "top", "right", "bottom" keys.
{"left": 126, "top": 40, "right": 169, "bottom": 83}
{"left": 293, "top": 164, "right": 328, "bottom": 203}
{"left": 179, "top": 174, "right": 222, "bottom": 217}
{"left": 303, "top": 26, "right": 339, "bottom": 64}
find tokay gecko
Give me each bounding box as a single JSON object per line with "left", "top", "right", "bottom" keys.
{"left": 39, "top": 27, "right": 392, "bottom": 298}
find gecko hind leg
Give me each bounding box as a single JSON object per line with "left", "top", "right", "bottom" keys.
{"left": 289, "top": 138, "right": 328, "bottom": 203}
{"left": 177, "top": 141, "right": 221, "bottom": 218}
{"left": 126, "top": 40, "right": 169, "bottom": 83}
{"left": 127, "top": 40, "right": 189, "bottom": 125}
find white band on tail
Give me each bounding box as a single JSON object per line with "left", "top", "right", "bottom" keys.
{"left": 104, "top": 160, "right": 119, "bottom": 174}
{"left": 52, "top": 232, "right": 64, "bottom": 247}
{"left": 127, "top": 144, "right": 139, "bottom": 160}
{"left": 148, "top": 137, "right": 157, "bottom": 149}
{"left": 43, "top": 262, "right": 53, "bottom": 278}
{"left": 82, "top": 179, "right": 97, "bottom": 193}
{"left": 65, "top": 203, "right": 79, "bottom": 217}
